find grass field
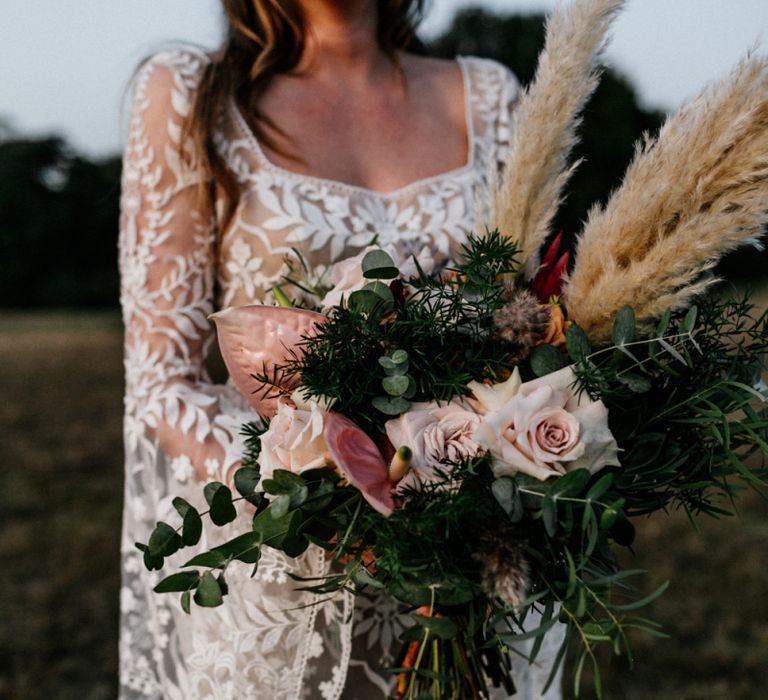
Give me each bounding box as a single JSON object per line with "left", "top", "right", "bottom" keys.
{"left": 0, "top": 306, "right": 766, "bottom": 699}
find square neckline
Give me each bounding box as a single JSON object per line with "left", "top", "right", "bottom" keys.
{"left": 228, "top": 56, "right": 476, "bottom": 199}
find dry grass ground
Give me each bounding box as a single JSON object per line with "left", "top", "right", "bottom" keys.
{"left": 0, "top": 295, "right": 766, "bottom": 699}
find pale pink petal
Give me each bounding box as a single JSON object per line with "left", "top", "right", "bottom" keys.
{"left": 323, "top": 412, "right": 395, "bottom": 517}
{"left": 210, "top": 305, "right": 325, "bottom": 418}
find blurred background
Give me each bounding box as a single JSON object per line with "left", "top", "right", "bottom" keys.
{"left": 1, "top": 1, "right": 766, "bottom": 698}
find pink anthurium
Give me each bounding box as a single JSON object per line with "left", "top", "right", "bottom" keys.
{"left": 210, "top": 305, "right": 326, "bottom": 418}
{"left": 531, "top": 231, "right": 571, "bottom": 303}
{"left": 323, "top": 412, "right": 395, "bottom": 517}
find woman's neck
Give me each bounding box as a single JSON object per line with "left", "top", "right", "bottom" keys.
{"left": 294, "top": 0, "right": 393, "bottom": 86}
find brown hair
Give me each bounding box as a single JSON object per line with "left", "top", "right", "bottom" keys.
{"left": 184, "top": 0, "right": 426, "bottom": 230}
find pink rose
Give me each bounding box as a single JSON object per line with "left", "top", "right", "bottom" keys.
{"left": 258, "top": 391, "right": 331, "bottom": 482}
{"left": 473, "top": 367, "right": 620, "bottom": 480}
{"left": 385, "top": 400, "right": 481, "bottom": 493}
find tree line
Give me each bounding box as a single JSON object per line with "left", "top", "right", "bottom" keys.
{"left": 1, "top": 9, "right": 762, "bottom": 309}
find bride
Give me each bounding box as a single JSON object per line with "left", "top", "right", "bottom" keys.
{"left": 119, "top": 0, "right": 564, "bottom": 697}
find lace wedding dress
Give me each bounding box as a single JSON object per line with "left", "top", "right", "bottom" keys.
{"left": 119, "top": 46, "right": 565, "bottom": 699}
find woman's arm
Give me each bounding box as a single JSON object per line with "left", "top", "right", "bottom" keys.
{"left": 120, "top": 50, "right": 254, "bottom": 485}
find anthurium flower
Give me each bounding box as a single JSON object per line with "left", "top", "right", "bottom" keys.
{"left": 323, "top": 412, "right": 395, "bottom": 516}
{"left": 209, "top": 305, "right": 326, "bottom": 418}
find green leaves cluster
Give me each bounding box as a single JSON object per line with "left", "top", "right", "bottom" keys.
{"left": 374, "top": 349, "right": 416, "bottom": 415}
{"left": 283, "top": 230, "right": 522, "bottom": 432}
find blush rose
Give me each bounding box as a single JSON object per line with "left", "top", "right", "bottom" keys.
{"left": 473, "top": 367, "right": 620, "bottom": 480}
{"left": 385, "top": 399, "right": 481, "bottom": 493}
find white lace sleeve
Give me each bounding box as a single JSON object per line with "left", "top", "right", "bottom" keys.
{"left": 119, "top": 51, "right": 254, "bottom": 485}
{"left": 118, "top": 50, "right": 352, "bottom": 700}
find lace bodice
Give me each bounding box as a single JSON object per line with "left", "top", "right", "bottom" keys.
{"left": 118, "top": 46, "right": 564, "bottom": 699}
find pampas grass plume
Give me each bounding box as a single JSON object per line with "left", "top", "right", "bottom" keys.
{"left": 564, "top": 53, "right": 768, "bottom": 342}
{"left": 491, "top": 0, "right": 626, "bottom": 279}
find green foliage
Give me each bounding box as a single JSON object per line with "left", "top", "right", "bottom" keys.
{"left": 288, "top": 230, "right": 521, "bottom": 430}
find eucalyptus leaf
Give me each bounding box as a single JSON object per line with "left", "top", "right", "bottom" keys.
{"left": 599, "top": 506, "right": 619, "bottom": 530}
{"left": 182, "top": 507, "right": 203, "bottom": 546}
{"left": 655, "top": 308, "right": 672, "bottom": 337}
{"left": 612, "top": 305, "right": 636, "bottom": 347}
{"left": 183, "top": 550, "right": 228, "bottom": 569}
{"left": 362, "top": 249, "right": 399, "bottom": 279}
{"left": 364, "top": 281, "right": 394, "bottom": 305}
{"left": 211, "top": 531, "right": 263, "bottom": 563}
{"left": 252, "top": 508, "right": 307, "bottom": 557}
{"left": 565, "top": 324, "right": 591, "bottom": 364}
{"left": 548, "top": 469, "right": 591, "bottom": 499}
{"left": 541, "top": 497, "right": 557, "bottom": 537}
{"left": 154, "top": 571, "right": 200, "bottom": 593}
{"left": 270, "top": 493, "right": 291, "bottom": 520}
{"left": 210, "top": 485, "right": 237, "bottom": 526}
{"left": 402, "top": 376, "right": 417, "bottom": 400}
{"left": 681, "top": 305, "right": 698, "bottom": 334}
{"left": 390, "top": 349, "right": 409, "bottom": 366}
{"left": 378, "top": 356, "right": 399, "bottom": 374}
{"left": 382, "top": 374, "right": 410, "bottom": 396}
{"left": 618, "top": 373, "right": 652, "bottom": 394}
{"left": 148, "top": 521, "right": 182, "bottom": 558}
{"left": 348, "top": 289, "right": 388, "bottom": 314}
{"left": 586, "top": 473, "right": 613, "bottom": 502}
{"left": 203, "top": 481, "right": 225, "bottom": 507}
{"left": 530, "top": 344, "right": 565, "bottom": 377}
{"left": 372, "top": 395, "right": 411, "bottom": 415}
{"left": 194, "top": 571, "right": 224, "bottom": 607}
{"left": 143, "top": 549, "right": 164, "bottom": 571}
{"left": 172, "top": 497, "right": 193, "bottom": 518}
{"left": 234, "top": 466, "right": 261, "bottom": 500}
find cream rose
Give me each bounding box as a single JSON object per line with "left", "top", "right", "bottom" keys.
{"left": 258, "top": 391, "right": 331, "bottom": 482}
{"left": 385, "top": 399, "right": 481, "bottom": 493}
{"left": 473, "top": 367, "right": 620, "bottom": 480}
{"left": 467, "top": 367, "right": 522, "bottom": 413}
{"left": 320, "top": 245, "right": 434, "bottom": 311}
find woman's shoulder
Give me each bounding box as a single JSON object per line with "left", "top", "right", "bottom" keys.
{"left": 131, "top": 45, "right": 212, "bottom": 105}
{"left": 458, "top": 55, "right": 520, "bottom": 98}
{"left": 406, "top": 53, "right": 519, "bottom": 104}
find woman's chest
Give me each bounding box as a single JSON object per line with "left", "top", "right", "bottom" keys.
{"left": 215, "top": 175, "right": 483, "bottom": 309}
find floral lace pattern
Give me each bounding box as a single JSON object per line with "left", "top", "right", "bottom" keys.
{"left": 119, "top": 46, "right": 564, "bottom": 699}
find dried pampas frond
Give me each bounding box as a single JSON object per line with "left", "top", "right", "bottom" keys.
{"left": 564, "top": 54, "right": 768, "bottom": 343}
{"left": 475, "top": 527, "right": 530, "bottom": 608}
{"left": 491, "top": 0, "right": 626, "bottom": 279}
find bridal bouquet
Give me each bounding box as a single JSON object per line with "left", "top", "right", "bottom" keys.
{"left": 138, "top": 0, "right": 768, "bottom": 696}
{"left": 139, "top": 233, "right": 767, "bottom": 698}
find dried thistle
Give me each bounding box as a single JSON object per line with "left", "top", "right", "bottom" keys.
{"left": 493, "top": 289, "right": 551, "bottom": 363}
{"left": 491, "top": 0, "right": 626, "bottom": 279}
{"left": 564, "top": 53, "right": 768, "bottom": 343}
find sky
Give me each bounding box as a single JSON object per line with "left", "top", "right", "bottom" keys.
{"left": 1, "top": 0, "right": 766, "bottom": 157}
